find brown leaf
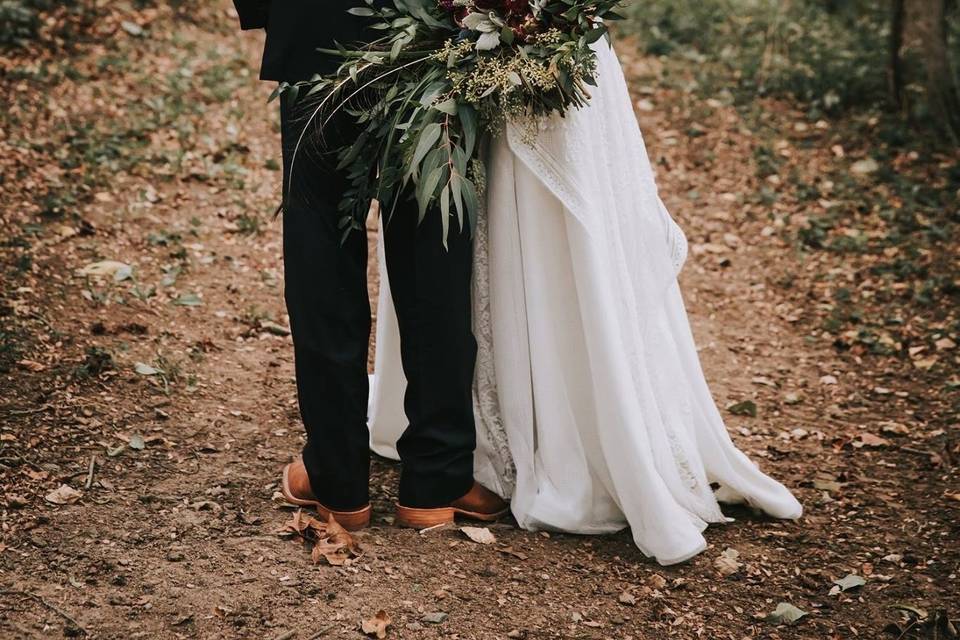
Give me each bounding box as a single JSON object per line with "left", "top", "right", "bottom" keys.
{"left": 648, "top": 574, "right": 668, "bottom": 590}
{"left": 714, "top": 547, "right": 742, "bottom": 576}
{"left": 912, "top": 356, "right": 938, "bottom": 370}
{"left": 17, "top": 359, "right": 46, "bottom": 372}
{"left": 461, "top": 526, "right": 496, "bottom": 545}
{"left": 854, "top": 433, "right": 889, "bottom": 448}
{"left": 45, "top": 484, "right": 82, "bottom": 505}
{"left": 361, "top": 610, "right": 391, "bottom": 639}
{"left": 278, "top": 511, "right": 362, "bottom": 566}
{"left": 497, "top": 546, "right": 528, "bottom": 561}
{"left": 880, "top": 421, "right": 910, "bottom": 436}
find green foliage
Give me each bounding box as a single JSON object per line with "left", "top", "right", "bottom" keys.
{"left": 0, "top": 0, "right": 53, "bottom": 46}
{"left": 282, "top": 0, "right": 621, "bottom": 245}
{"left": 622, "top": 0, "right": 955, "bottom": 116}
{"left": 0, "top": 0, "right": 94, "bottom": 49}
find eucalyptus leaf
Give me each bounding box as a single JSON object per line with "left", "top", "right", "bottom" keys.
{"left": 457, "top": 104, "right": 477, "bottom": 158}
{"left": 461, "top": 177, "right": 480, "bottom": 230}
{"left": 411, "top": 122, "right": 442, "bottom": 175}
{"left": 582, "top": 26, "right": 607, "bottom": 45}
{"left": 440, "top": 184, "right": 451, "bottom": 248}
{"left": 433, "top": 98, "right": 458, "bottom": 115}
{"left": 450, "top": 171, "right": 464, "bottom": 230}
{"left": 418, "top": 165, "right": 446, "bottom": 223}
{"left": 296, "top": 0, "right": 624, "bottom": 244}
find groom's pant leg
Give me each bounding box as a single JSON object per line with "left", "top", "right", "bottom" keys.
{"left": 383, "top": 202, "right": 478, "bottom": 508}
{"left": 280, "top": 100, "right": 371, "bottom": 511}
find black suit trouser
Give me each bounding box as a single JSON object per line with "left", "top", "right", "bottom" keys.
{"left": 279, "top": 97, "right": 477, "bottom": 510}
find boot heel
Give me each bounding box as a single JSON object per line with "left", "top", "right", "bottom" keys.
{"left": 395, "top": 505, "right": 455, "bottom": 529}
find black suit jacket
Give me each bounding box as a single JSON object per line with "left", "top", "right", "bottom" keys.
{"left": 234, "top": 0, "right": 383, "bottom": 82}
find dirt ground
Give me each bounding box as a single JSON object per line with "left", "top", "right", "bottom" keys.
{"left": 1, "top": 3, "right": 957, "bottom": 639}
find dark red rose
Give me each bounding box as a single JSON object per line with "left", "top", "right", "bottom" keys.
{"left": 505, "top": 11, "right": 541, "bottom": 41}
{"left": 503, "top": 0, "right": 528, "bottom": 15}
{"left": 473, "top": 0, "right": 504, "bottom": 10}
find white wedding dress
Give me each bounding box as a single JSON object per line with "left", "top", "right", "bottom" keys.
{"left": 368, "top": 42, "right": 801, "bottom": 565}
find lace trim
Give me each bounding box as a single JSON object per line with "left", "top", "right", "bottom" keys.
{"left": 506, "top": 121, "right": 593, "bottom": 237}
{"left": 662, "top": 199, "right": 688, "bottom": 276}
{"left": 472, "top": 198, "right": 517, "bottom": 495}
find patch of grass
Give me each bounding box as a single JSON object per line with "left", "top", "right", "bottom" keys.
{"left": 235, "top": 214, "right": 262, "bottom": 236}
{"left": 621, "top": 0, "right": 957, "bottom": 122}
{"left": 200, "top": 61, "right": 247, "bottom": 104}
{"left": 1, "top": 0, "right": 100, "bottom": 50}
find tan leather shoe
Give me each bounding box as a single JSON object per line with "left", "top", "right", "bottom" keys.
{"left": 280, "top": 460, "right": 371, "bottom": 531}
{"left": 395, "top": 482, "right": 509, "bottom": 528}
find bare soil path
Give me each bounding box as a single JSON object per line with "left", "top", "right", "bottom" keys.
{"left": 1, "top": 4, "right": 956, "bottom": 639}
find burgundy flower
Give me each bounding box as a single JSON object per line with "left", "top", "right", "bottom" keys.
{"left": 503, "top": 0, "right": 528, "bottom": 15}
{"left": 504, "top": 11, "right": 542, "bottom": 41}
{"left": 473, "top": 0, "right": 504, "bottom": 11}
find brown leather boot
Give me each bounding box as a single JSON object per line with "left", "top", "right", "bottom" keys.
{"left": 395, "top": 482, "right": 509, "bottom": 528}
{"left": 280, "top": 459, "right": 371, "bottom": 531}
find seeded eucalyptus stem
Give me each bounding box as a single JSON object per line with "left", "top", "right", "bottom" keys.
{"left": 281, "top": 0, "right": 623, "bottom": 246}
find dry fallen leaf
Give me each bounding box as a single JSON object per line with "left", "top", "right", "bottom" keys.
{"left": 277, "top": 511, "right": 362, "bottom": 566}
{"left": 17, "top": 359, "right": 46, "bottom": 372}
{"left": 829, "top": 573, "right": 866, "bottom": 595}
{"left": 764, "top": 602, "right": 808, "bottom": 625}
{"left": 618, "top": 591, "right": 637, "bottom": 606}
{"left": 814, "top": 478, "right": 844, "bottom": 492}
{"left": 361, "top": 610, "right": 391, "bottom": 638}
{"left": 934, "top": 337, "right": 956, "bottom": 351}
{"left": 45, "top": 484, "right": 83, "bottom": 505}
{"left": 421, "top": 611, "right": 448, "bottom": 624}
{"left": 912, "top": 356, "right": 939, "bottom": 370}
{"left": 879, "top": 421, "right": 910, "bottom": 436}
{"left": 461, "top": 526, "right": 496, "bottom": 545}
{"left": 854, "top": 433, "right": 889, "bottom": 448}
{"left": 497, "top": 546, "right": 529, "bottom": 561}
{"left": 714, "top": 547, "right": 742, "bottom": 576}
{"left": 648, "top": 573, "right": 668, "bottom": 590}
{"left": 78, "top": 260, "right": 132, "bottom": 281}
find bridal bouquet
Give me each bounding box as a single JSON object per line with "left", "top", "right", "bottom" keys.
{"left": 279, "top": 0, "right": 623, "bottom": 244}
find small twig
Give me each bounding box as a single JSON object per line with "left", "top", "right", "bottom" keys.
{"left": 2, "top": 404, "right": 52, "bottom": 417}
{"left": 0, "top": 454, "right": 45, "bottom": 472}
{"left": 270, "top": 631, "right": 295, "bottom": 640}
{"left": 900, "top": 446, "right": 935, "bottom": 457}
{"left": 895, "top": 616, "right": 921, "bottom": 640}
{"left": 418, "top": 522, "right": 451, "bottom": 535}
{"left": 307, "top": 625, "right": 336, "bottom": 639}
{"left": 84, "top": 455, "right": 97, "bottom": 490}
{"left": 0, "top": 589, "right": 87, "bottom": 634}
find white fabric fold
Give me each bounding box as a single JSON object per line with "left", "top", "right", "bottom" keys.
{"left": 368, "top": 42, "right": 801, "bottom": 565}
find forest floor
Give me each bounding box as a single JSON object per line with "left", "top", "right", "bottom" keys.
{"left": 1, "top": 3, "right": 957, "bottom": 639}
